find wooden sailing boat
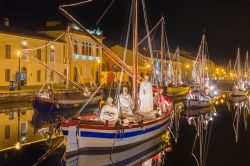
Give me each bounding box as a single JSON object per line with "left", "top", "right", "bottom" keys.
{"left": 154, "top": 18, "right": 190, "bottom": 98}
{"left": 166, "top": 47, "right": 190, "bottom": 97}
{"left": 184, "top": 34, "right": 214, "bottom": 109}
{"left": 229, "top": 48, "right": 248, "bottom": 97}
{"left": 33, "top": 29, "right": 101, "bottom": 112}
{"left": 60, "top": 0, "right": 171, "bottom": 157}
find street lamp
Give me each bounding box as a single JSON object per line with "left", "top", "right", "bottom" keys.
{"left": 17, "top": 50, "right": 21, "bottom": 90}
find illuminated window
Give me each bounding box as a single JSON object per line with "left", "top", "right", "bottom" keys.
{"left": 37, "top": 70, "right": 41, "bottom": 82}
{"left": 82, "top": 42, "right": 86, "bottom": 55}
{"left": 88, "top": 56, "right": 94, "bottom": 60}
{"left": 37, "top": 49, "right": 41, "bottom": 60}
{"left": 64, "top": 69, "right": 67, "bottom": 76}
{"left": 5, "top": 44, "right": 11, "bottom": 59}
{"left": 74, "top": 54, "right": 80, "bottom": 59}
{"left": 50, "top": 72, "right": 54, "bottom": 82}
{"left": 9, "top": 112, "right": 14, "bottom": 120}
{"left": 50, "top": 50, "right": 55, "bottom": 62}
{"left": 89, "top": 43, "right": 92, "bottom": 56}
{"left": 96, "top": 45, "right": 100, "bottom": 57}
{"left": 5, "top": 69, "right": 10, "bottom": 82}
{"left": 86, "top": 43, "right": 89, "bottom": 55}
{"left": 21, "top": 123, "right": 27, "bottom": 135}
{"left": 74, "top": 40, "right": 78, "bottom": 54}
{"left": 74, "top": 67, "right": 78, "bottom": 82}
{"left": 82, "top": 55, "right": 87, "bottom": 60}
{"left": 5, "top": 125, "right": 10, "bottom": 139}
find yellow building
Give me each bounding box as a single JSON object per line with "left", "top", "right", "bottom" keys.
{"left": 39, "top": 23, "right": 103, "bottom": 85}
{"left": 0, "top": 20, "right": 103, "bottom": 88}
{"left": 102, "top": 45, "right": 195, "bottom": 83}
{"left": 101, "top": 45, "right": 217, "bottom": 84}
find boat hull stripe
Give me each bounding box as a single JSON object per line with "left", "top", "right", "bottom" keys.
{"left": 63, "top": 119, "right": 168, "bottom": 139}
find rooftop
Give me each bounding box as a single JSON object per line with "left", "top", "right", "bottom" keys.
{"left": 0, "top": 25, "right": 64, "bottom": 43}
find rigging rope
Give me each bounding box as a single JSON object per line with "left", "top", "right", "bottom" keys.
{"left": 142, "top": 0, "right": 157, "bottom": 83}
{"left": 77, "top": 71, "right": 113, "bottom": 114}
{"left": 138, "top": 17, "right": 163, "bottom": 46}
{"left": 59, "top": 0, "right": 92, "bottom": 8}
{"left": 116, "top": 0, "right": 133, "bottom": 102}
{"left": 25, "top": 31, "right": 66, "bottom": 51}
{"left": 96, "top": 0, "right": 116, "bottom": 26}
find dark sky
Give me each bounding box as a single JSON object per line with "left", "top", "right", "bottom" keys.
{"left": 1, "top": 0, "right": 250, "bottom": 65}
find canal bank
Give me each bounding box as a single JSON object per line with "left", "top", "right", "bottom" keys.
{"left": 0, "top": 85, "right": 84, "bottom": 104}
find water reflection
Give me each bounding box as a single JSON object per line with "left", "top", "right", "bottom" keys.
{"left": 0, "top": 104, "right": 77, "bottom": 151}
{"left": 63, "top": 132, "right": 171, "bottom": 166}
{"left": 228, "top": 96, "right": 250, "bottom": 142}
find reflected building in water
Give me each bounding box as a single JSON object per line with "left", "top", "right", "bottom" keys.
{"left": 0, "top": 104, "right": 66, "bottom": 151}
{"left": 0, "top": 109, "right": 41, "bottom": 150}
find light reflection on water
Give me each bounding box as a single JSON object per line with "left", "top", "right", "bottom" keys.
{"left": 227, "top": 96, "right": 250, "bottom": 143}
{"left": 0, "top": 103, "right": 77, "bottom": 151}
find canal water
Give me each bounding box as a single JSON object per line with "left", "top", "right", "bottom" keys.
{"left": 0, "top": 98, "right": 250, "bottom": 166}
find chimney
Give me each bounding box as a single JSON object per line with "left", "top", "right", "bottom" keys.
{"left": 4, "top": 18, "right": 9, "bottom": 27}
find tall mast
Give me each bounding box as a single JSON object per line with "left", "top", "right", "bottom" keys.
{"left": 237, "top": 48, "right": 241, "bottom": 82}
{"left": 160, "top": 17, "right": 165, "bottom": 86}
{"left": 177, "top": 47, "right": 181, "bottom": 82}
{"left": 133, "top": 0, "right": 139, "bottom": 112}
{"left": 66, "top": 27, "right": 70, "bottom": 91}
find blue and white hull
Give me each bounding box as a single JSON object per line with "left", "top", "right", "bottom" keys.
{"left": 62, "top": 115, "right": 170, "bottom": 157}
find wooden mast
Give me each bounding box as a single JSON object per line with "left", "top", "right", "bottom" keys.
{"left": 237, "top": 48, "right": 241, "bottom": 82}
{"left": 66, "top": 27, "right": 70, "bottom": 91}
{"left": 160, "top": 16, "right": 164, "bottom": 86}
{"left": 133, "top": 0, "right": 139, "bottom": 112}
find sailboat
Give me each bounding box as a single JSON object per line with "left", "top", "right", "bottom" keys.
{"left": 152, "top": 18, "right": 190, "bottom": 98}
{"left": 33, "top": 29, "right": 102, "bottom": 112}
{"left": 166, "top": 47, "right": 190, "bottom": 97}
{"left": 229, "top": 48, "right": 248, "bottom": 97}
{"left": 33, "top": 87, "right": 101, "bottom": 112}
{"left": 60, "top": 0, "right": 171, "bottom": 157}
{"left": 183, "top": 34, "right": 214, "bottom": 109}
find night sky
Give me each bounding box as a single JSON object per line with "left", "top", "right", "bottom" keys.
{"left": 1, "top": 0, "right": 250, "bottom": 65}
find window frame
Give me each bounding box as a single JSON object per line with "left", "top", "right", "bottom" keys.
{"left": 5, "top": 44, "right": 11, "bottom": 59}
{"left": 37, "top": 70, "right": 41, "bottom": 82}
{"left": 50, "top": 49, "right": 55, "bottom": 62}
{"left": 5, "top": 69, "right": 11, "bottom": 82}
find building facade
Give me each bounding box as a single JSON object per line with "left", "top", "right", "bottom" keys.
{"left": 101, "top": 45, "right": 216, "bottom": 84}
{"left": 0, "top": 20, "right": 103, "bottom": 87}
